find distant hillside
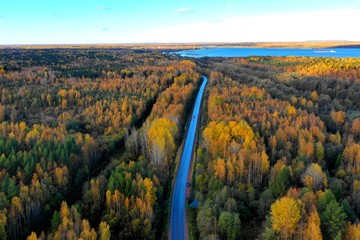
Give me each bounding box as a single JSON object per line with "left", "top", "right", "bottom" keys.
{"left": 1, "top": 41, "right": 360, "bottom": 50}
{"left": 333, "top": 44, "right": 360, "bottom": 48}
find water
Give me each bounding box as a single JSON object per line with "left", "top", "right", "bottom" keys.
{"left": 176, "top": 48, "right": 360, "bottom": 58}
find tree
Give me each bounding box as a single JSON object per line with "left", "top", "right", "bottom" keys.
{"left": 310, "top": 91, "right": 319, "bottom": 101}
{"left": 147, "top": 118, "right": 178, "bottom": 165}
{"left": 54, "top": 166, "right": 69, "bottom": 188}
{"left": 302, "top": 163, "right": 327, "bottom": 191}
{"left": 0, "top": 105, "right": 5, "bottom": 122}
{"left": 351, "top": 118, "right": 360, "bottom": 140}
{"left": 27, "top": 232, "right": 38, "bottom": 240}
{"left": 331, "top": 111, "right": 345, "bottom": 125}
{"left": 321, "top": 200, "right": 346, "bottom": 239}
{"left": 346, "top": 223, "right": 360, "bottom": 240}
{"left": 99, "top": 222, "right": 110, "bottom": 240}
{"left": 270, "top": 197, "right": 301, "bottom": 239}
{"left": 0, "top": 219, "right": 7, "bottom": 240}
{"left": 213, "top": 158, "right": 226, "bottom": 182}
{"left": 9, "top": 196, "right": 23, "bottom": 239}
{"left": 197, "top": 206, "right": 215, "bottom": 239}
{"left": 287, "top": 106, "right": 297, "bottom": 116}
{"left": 342, "top": 143, "right": 360, "bottom": 174}
{"left": 59, "top": 201, "right": 70, "bottom": 223}
{"left": 305, "top": 210, "right": 322, "bottom": 240}
{"left": 7, "top": 179, "right": 18, "bottom": 200}
{"left": 270, "top": 167, "right": 290, "bottom": 197}
{"left": 80, "top": 219, "right": 97, "bottom": 240}
{"left": 218, "top": 211, "right": 241, "bottom": 240}
{"left": 315, "top": 142, "right": 324, "bottom": 162}
{"left": 317, "top": 189, "right": 334, "bottom": 210}
{"left": 51, "top": 211, "right": 60, "bottom": 230}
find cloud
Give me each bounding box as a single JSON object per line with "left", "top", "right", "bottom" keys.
{"left": 176, "top": 7, "right": 192, "bottom": 14}
{"left": 0, "top": 16, "right": 5, "bottom": 19}
{"left": 102, "top": 28, "right": 110, "bottom": 32}
{"left": 138, "top": 8, "right": 360, "bottom": 43}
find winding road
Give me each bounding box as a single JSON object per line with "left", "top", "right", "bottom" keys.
{"left": 170, "top": 76, "right": 208, "bottom": 240}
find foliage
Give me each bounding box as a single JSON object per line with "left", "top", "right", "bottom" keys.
{"left": 270, "top": 197, "right": 301, "bottom": 239}
{"left": 321, "top": 200, "right": 347, "bottom": 239}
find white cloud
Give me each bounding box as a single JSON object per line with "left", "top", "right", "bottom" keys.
{"left": 176, "top": 7, "right": 192, "bottom": 14}
{"left": 137, "top": 8, "right": 360, "bottom": 43}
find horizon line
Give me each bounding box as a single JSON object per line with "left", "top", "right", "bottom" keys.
{"left": 1, "top": 40, "right": 360, "bottom": 47}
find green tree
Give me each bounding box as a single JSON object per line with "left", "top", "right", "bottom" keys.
{"left": 315, "top": 142, "right": 324, "bottom": 162}
{"left": 0, "top": 219, "right": 7, "bottom": 240}
{"left": 270, "top": 167, "right": 290, "bottom": 197}
{"left": 318, "top": 190, "right": 336, "bottom": 212}
{"left": 7, "top": 179, "right": 18, "bottom": 200}
{"left": 218, "top": 211, "right": 241, "bottom": 240}
{"left": 321, "top": 200, "right": 346, "bottom": 239}
{"left": 51, "top": 211, "right": 60, "bottom": 230}
{"left": 197, "top": 206, "right": 215, "bottom": 239}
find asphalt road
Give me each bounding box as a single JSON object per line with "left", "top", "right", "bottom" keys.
{"left": 170, "top": 76, "right": 208, "bottom": 240}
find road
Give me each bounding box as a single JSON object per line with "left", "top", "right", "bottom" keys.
{"left": 170, "top": 76, "right": 207, "bottom": 240}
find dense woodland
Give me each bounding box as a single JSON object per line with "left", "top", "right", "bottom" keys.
{"left": 0, "top": 49, "right": 201, "bottom": 239}
{"left": 0, "top": 48, "right": 360, "bottom": 240}
{"left": 189, "top": 56, "right": 360, "bottom": 239}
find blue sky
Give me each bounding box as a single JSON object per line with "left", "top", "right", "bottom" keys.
{"left": 0, "top": 0, "right": 359, "bottom": 44}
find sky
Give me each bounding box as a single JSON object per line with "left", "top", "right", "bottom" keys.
{"left": 0, "top": 0, "right": 360, "bottom": 44}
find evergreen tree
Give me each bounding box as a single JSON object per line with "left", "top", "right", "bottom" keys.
{"left": 270, "top": 167, "right": 290, "bottom": 197}
{"left": 321, "top": 200, "right": 346, "bottom": 239}
{"left": 51, "top": 211, "right": 60, "bottom": 230}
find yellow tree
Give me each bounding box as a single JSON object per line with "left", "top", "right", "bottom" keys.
{"left": 27, "top": 232, "right": 38, "bottom": 240}
{"left": 54, "top": 166, "right": 69, "bottom": 188}
{"left": 305, "top": 210, "right": 322, "bottom": 240}
{"left": 331, "top": 111, "right": 345, "bottom": 125}
{"left": 351, "top": 118, "right": 360, "bottom": 140}
{"left": 147, "top": 118, "right": 178, "bottom": 165}
{"left": 0, "top": 104, "right": 4, "bottom": 122}
{"left": 99, "top": 222, "right": 111, "bottom": 240}
{"left": 60, "top": 201, "right": 70, "bottom": 224}
{"left": 346, "top": 223, "right": 360, "bottom": 240}
{"left": 287, "top": 106, "right": 297, "bottom": 116}
{"left": 271, "top": 197, "right": 301, "bottom": 239}
{"left": 80, "top": 219, "right": 97, "bottom": 240}
{"left": 343, "top": 143, "right": 360, "bottom": 174}
{"left": 310, "top": 91, "right": 319, "bottom": 101}
{"left": 213, "top": 158, "right": 226, "bottom": 182}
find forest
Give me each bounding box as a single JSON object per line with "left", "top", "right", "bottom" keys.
{"left": 189, "top": 56, "right": 360, "bottom": 239}
{"left": 0, "top": 48, "right": 360, "bottom": 240}
{"left": 0, "top": 48, "right": 201, "bottom": 239}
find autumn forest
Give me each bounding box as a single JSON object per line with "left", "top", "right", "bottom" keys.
{"left": 0, "top": 48, "right": 360, "bottom": 240}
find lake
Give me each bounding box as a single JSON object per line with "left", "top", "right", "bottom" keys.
{"left": 176, "top": 48, "right": 360, "bottom": 58}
